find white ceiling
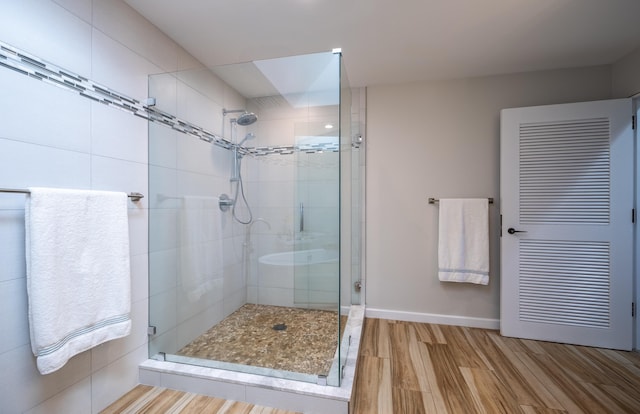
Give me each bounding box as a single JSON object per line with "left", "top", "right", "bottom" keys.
{"left": 125, "top": 0, "right": 640, "bottom": 88}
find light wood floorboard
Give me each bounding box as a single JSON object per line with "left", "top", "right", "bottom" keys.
{"left": 100, "top": 386, "right": 300, "bottom": 414}
{"left": 351, "top": 319, "right": 640, "bottom": 413}
{"left": 103, "top": 318, "right": 640, "bottom": 413}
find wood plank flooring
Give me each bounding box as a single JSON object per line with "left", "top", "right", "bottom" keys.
{"left": 103, "top": 318, "right": 640, "bottom": 413}
{"left": 351, "top": 319, "right": 640, "bottom": 413}
{"left": 100, "top": 385, "right": 300, "bottom": 414}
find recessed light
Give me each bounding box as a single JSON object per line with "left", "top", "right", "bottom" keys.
{"left": 325, "top": 124, "right": 333, "bottom": 129}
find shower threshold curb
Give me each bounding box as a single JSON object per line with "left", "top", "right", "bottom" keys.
{"left": 139, "top": 305, "right": 364, "bottom": 414}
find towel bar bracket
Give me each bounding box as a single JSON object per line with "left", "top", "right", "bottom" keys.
{"left": 128, "top": 192, "right": 144, "bottom": 202}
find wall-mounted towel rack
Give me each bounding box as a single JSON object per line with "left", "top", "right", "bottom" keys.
{"left": 0, "top": 188, "right": 145, "bottom": 202}
{"left": 429, "top": 197, "right": 493, "bottom": 204}
{"left": 157, "top": 193, "right": 233, "bottom": 212}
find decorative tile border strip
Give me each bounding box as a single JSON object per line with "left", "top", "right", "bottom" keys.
{"left": 248, "top": 140, "right": 341, "bottom": 157}
{"left": 0, "top": 40, "right": 354, "bottom": 156}
{"left": 0, "top": 41, "right": 238, "bottom": 151}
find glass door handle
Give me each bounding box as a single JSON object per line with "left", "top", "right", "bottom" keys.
{"left": 299, "top": 202, "right": 304, "bottom": 232}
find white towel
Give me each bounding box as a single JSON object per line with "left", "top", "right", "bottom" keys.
{"left": 179, "top": 196, "right": 223, "bottom": 302}
{"left": 438, "top": 198, "right": 489, "bottom": 285}
{"left": 26, "top": 188, "right": 131, "bottom": 374}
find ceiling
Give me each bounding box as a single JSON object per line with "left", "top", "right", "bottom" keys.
{"left": 124, "top": 0, "right": 640, "bottom": 88}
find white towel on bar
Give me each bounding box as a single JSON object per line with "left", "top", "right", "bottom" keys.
{"left": 26, "top": 187, "right": 131, "bottom": 375}
{"left": 179, "top": 196, "right": 223, "bottom": 302}
{"left": 438, "top": 198, "right": 489, "bottom": 285}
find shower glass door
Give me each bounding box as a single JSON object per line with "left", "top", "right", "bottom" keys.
{"left": 292, "top": 129, "right": 340, "bottom": 311}
{"left": 147, "top": 51, "right": 347, "bottom": 386}
{"left": 291, "top": 51, "right": 342, "bottom": 385}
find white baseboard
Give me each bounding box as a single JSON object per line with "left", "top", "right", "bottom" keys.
{"left": 365, "top": 307, "right": 500, "bottom": 330}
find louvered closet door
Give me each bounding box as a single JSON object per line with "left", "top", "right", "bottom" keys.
{"left": 500, "top": 98, "right": 633, "bottom": 351}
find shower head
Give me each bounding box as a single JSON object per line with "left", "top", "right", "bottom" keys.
{"left": 223, "top": 108, "right": 258, "bottom": 126}
{"left": 239, "top": 132, "right": 256, "bottom": 146}
{"left": 236, "top": 112, "right": 258, "bottom": 126}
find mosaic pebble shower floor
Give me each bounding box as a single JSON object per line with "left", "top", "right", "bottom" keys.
{"left": 177, "top": 304, "right": 345, "bottom": 376}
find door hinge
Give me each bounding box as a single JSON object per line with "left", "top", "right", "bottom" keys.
{"left": 633, "top": 115, "right": 636, "bottom": 130}
{"left": 500, "top": 214, "right": 502, "bottom": 237}
{"left": 633, "top": 208, "right": 636, "bottom": 224}
{"left": 633, "top": 302, "right": 636, "bottom": 318}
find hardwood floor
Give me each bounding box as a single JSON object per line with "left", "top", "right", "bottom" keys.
{"left": 351, "top": 319, "right": 640, "bottom": 413}
{"left": 103, "top": 318, "right": 640, "bottom": 413}
{"left": 100, "top": 384, "right": 300, "bottom": 414}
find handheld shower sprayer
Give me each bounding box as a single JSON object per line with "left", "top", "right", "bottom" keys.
{"left": 223, "top": 108, "right": 258, "bottom": 225}
{"left": 232, "top": 133, "right": 256, "bottom": 181}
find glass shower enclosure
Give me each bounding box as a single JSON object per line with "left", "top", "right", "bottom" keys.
{"left": 147, "top": 51, "right": 360, "bottom": 387}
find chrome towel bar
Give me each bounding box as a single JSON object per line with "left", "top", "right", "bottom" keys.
{"left": 0, "top": 188, "right": 144, "bottom": 202}
{"left": 429, "top": 197, "right": 493, "bottom": 204}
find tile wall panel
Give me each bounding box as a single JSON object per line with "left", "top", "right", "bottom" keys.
{"left": 0, "top": 278, "right": 30, "bottom": 354}
{"left": 0, "top": 209, "right": 26, "bottom": 283}
{"left": 92, "top": 0, "right": 179, "bottom": 74}
{"left": 0, "top": 69, "right": 92, "bottom": 153}
{"left": 24, "top": 377, "right": 92, "bottom": 414}
{"left": 91, "top": 101, "right": 148, "bottom": 164}
{"left": 0, "top": 0, "right": 91, "bottom": 75}
{"left": 91, "top": 28, "right": 160, "bottom": 102}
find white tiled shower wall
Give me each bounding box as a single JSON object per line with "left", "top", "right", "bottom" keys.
{"left": 244, "top": 102, "right": 342, "bottom": 308}
{"left": 147, "top": 69, "right": 248, "bottom": 357}
{"left": 0, "top": 1, "right": 231, "bottom": 412}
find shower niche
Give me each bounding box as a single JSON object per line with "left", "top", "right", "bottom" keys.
{"left": 147, "top": 51, "right": 363, "bottom": 388}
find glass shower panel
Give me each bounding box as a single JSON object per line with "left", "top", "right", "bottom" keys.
{"left": 290, "top": 52, "right": 341, "bottom": 386}
{"left": 351, "top": 144, "right": 363, "bottom": 305}
{"left": 147, "top": 68, "right": 236, "bottom": 361}
{"left": 337, "top": 53, "right": 352, "bottom": 386}
{"left": 350, "top": 87, "right": 364, "bottom": 306}
{"left": 339, "top": 57, "right": 353, "bottom": 311}
{"left": 293, "top": 138, "right": 340, "bottom": 309}
{"left": 148, "top": 51, "right": 347, "bottom": 386}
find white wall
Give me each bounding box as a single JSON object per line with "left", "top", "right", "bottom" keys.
{"left": 612, "top": 45, "right": 640, "bottom": 98}
{"left": 0, "top": 1, "right": 203, "bottom": 412}
{"left": 365, "top": 65, "right": 612, "bottom": 326}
